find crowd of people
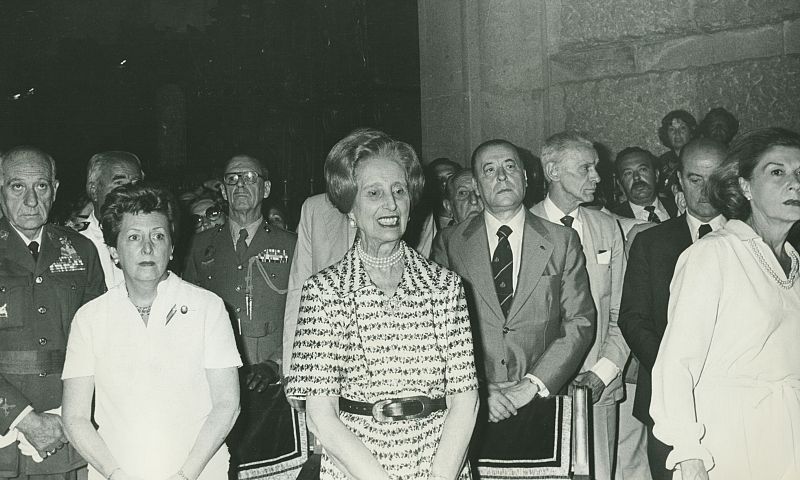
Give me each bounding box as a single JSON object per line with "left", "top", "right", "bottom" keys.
{"left": 0, "top": 105, "right": 798, "bottom": 480}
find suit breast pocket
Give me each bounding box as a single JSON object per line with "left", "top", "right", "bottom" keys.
{"left": 0, "top": 278, "right": 29, "bottom": 330}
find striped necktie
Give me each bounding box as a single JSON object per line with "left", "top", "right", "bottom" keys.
{"left": 644, "top": 205, "right": 661, "bottom": 223}
{"left": 492, "top": 225, "right": 513, "bottom": 317}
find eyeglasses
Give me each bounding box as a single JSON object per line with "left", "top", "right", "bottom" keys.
{"left": 222, "top": 171, "right": 264, "bottom": 186}
{"left": 190, "top": 205, "right": 223, "bottom": 226}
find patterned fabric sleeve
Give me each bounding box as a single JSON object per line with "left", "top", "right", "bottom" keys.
{"left": 286, "top": 275, "right": 343, "bottom": 398}
{"left": 444, "top": 274, "right": 478, "bottom": 395}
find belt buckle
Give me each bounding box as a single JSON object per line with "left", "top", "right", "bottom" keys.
{"left": 371, "top": 395, "right": 431, "bottom": 423}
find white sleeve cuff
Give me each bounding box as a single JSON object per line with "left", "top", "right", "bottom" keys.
{"left": 524, "top": 374, "right": 550, "bottom": 398}
{"left": 590, "top": 357, "right": 621, "bottom": 386}
{"left": 8, "top": 406, "right": 34, "bottom": 432}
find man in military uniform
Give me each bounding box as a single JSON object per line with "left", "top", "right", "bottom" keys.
{"left": 184, "top": 154, "right": 299, "bottom": 478}
{"left": 0, "top": 146, "right": 105, "bottom": 479}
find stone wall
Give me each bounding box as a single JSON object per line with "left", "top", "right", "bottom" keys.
{"left": 419, "top": 0, "right": 800, "bottom": 164}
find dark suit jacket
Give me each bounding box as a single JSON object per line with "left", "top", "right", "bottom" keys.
{"left": 610, "top": 196, "right": 678, "bottom": 220}
{"left": 618, "top": 215, "right": 691, "bottom": 424}
{"left": 431, "top": 211, "right": 595, "bottom": 394}
{"left": 0, "top": 219, "right": 105, "bottom": 476}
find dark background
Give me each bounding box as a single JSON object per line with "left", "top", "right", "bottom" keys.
{"left": 0, "top": 0, "right": 421, "bottom": 224}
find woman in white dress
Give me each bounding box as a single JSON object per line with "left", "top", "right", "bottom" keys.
{"left": 650, "top": 127, "right": 800, "bottom": 480}
{"left": 61, "top": 183, "right": 242, "bottom": 480}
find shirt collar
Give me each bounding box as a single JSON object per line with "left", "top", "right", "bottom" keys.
{"left": 229, "top": 216, "right": 263, "bottom": 241}
{"left": 483, "top": 205, "right": 526, "bottom": 237}
{"left": 10, "top": 224, "right": 43, "bottom": 245}
{"left": 686, "top": 212, "right": 726, "bottom": 235}
{"left": 543, "top": 195, "right": 580, "bottom": 224}
{"left": 629, "top": 199, "right": 660, "bottom": 216}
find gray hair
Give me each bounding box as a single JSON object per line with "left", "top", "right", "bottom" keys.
{"left": 0, "top": 146, "right": 58, "bottom": 182}
{"left": 86, "top": 151, "right": 143, "bottom": 194}
{"left": 540, "top": 131, "right": 595, "bottom": 182}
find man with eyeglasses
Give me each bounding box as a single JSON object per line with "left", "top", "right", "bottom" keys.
{"left": 184, "top": 154, "right": 299, "bottom": 478}
{"left": 81, "top": 151, "right": 143, "bottom": 289}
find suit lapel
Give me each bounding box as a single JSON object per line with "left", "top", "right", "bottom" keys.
{"left": 456, "top": 215, "right": 505, "bottom": 322}
{"left": 580, "top": 207, "right": 598, "bottom": 265}
{"left": 0, "top": 218, "right": 38, "bottom": 272}
{"left": 506, "top": 212, "right": 553, "bottom": 321}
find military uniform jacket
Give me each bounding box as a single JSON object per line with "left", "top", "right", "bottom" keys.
{"left": 184, "top": 221, "right": 297, "bottom": 371}
{"left": 0, "top": 219, "right": 105, "bottom": 477}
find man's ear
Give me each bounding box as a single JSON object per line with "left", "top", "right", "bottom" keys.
{"left": 544, "top": 161, "right": 559, "bottom": 183}
{"left": 52, "top": 180, "right": 60, "bottom": 202}
{"left": 263, "top": 180, "right": 271, "bottom": 199}
{"left": 220, "top": 184, "right": 229, "bottom": 202}
{"left": 442, "top": 199, "right": 453, "bottom": 217}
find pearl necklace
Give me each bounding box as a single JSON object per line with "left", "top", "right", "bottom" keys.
{"left": 747, "top": 239, "right": 799, "bottom": 289}
{"left": 356, "top": 240, "right": 403, "bottom": 269}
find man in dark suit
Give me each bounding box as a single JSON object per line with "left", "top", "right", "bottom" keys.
{"left": 619, "top": 138, "right": 727, "bottom": 480}
{"left": 0, "top": 146, "right": 105, "bottom": 479}
{"left": 432, "top": 139, "right": 595, "bottom": 468}
{"left": 611, "top": 147, "right": 678, "bottom": 222}
{"left": 184, "top": 154, "right": 299, "bottom": 477}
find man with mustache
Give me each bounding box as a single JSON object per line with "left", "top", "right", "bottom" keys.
{"left": 184, "top": 154, "right": 299, "bottom": 478}
{"left": 611, "top": 148, "right": 677, "bottom": 223}
{"left": 618, "top": 138, "right": 727, "bottom": 480}
{"left": 432, "top": 139, "right": 594, "bottom": 477}
{"left": 530, "top": 132, "right": 629, "bottom": 480}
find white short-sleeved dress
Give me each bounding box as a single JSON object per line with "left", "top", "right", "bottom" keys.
{"left": 650, "top": 220, "right": 800, "bottom": 479}
{"left": 287, "top": 243, "right": 478, "bottom": 480}
{"left": 62, "top": 272, "right": 242, "bottom": 480}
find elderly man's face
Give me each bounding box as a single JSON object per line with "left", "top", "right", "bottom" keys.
{"left": 445, "top": 172, "right": 483, "bottom": 224}
{"left": 679, "top": 145, "right": 725, "bottom": 222}
{"left": 91, "top": 160, "right": 142, "bottom": 213}
{"left": 555, "top": 147, "right": 601, "bottom": 206}
{"left": 221, "top": 156, "right": 270, "bottom": 216}
{"left": 0, "top": 151, "right": 59, "bottom": 239}
{"left": 473, "top": 144, "right": 526, "bottom": 215}
{"left": 617, "top": 152, "right": 657, "bottom": 206}
{"left": 667, "top": 118, "right": 692, "bottom": 152}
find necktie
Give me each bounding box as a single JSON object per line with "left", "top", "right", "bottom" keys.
{"left": 644, "top": 205, "right": 661, "bottom": 223}
{"left": 698, "top": 224, "right": 712, "bottom": 239}
{"left": 28, "top": 241, "right": 39, "bottom": 262}
{"left": 492, "top": 225, "right": 513, "bottom": 317}
{"left": 235, "top": 228, "right": 249, "bottom": 264}
{"left": 560, "top": 215, "right": 574, "bottom": 228}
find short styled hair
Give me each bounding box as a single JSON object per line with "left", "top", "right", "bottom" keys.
{"left": 677, "top": 137, "right": 727, "bottom": 174}
{"left": 614, "top": 146, "right": 656, "bottom": 176}
{"left": 444, "top": 169, "right": 473, "bottom": 201}
{"left": 540, "top": 131, "right": 595, "bottom": 182}
{"left": 698, "top": 107, "right": 739, "bottom": 143}
{"left": 470, "top": 139, "right": 521, "bottom": 175}
{"left": 658, "top": 110, "right": 697, "bottom": 148}
{"left": 86, "top": 151, "right": 142, "bottom": 194}
{"left": 0, "top": 146, "right": 57, "bottom": 182}
{"left": 708, "top": 127, "right": 800, "bottom": 220}
{"left": 325, "top": 128, "right": 425, "bottom": 213}
{"left": 101, "top": 182, "right": 178, "bottom": 248}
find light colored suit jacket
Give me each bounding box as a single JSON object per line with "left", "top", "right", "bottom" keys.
{"left": 531, "top": 203, "right": 629, "bottom": 404}
{"left": 431, "top": 211, "right": 596, "bottom": 394}
{"left": 281, "top": 193, "right": 357, "bottom": 370}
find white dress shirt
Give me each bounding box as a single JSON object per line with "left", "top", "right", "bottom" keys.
{"left": 686, "top": 213, "right": 727, "bottom": 244}
{"left": 81, "top": 208, "right": 125, "bottom": 289}
{"left": 629, "top": 199, "right": 671, "bottom": 222}
{"left": 483, "top": 206, "right": 526, "bottom": 292}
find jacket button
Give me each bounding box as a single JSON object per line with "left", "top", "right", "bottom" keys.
{"left": 501, "top": 359, "right": 506, "bottom": 365}
{"left": 502, "top": 326, "right": 509, "bottom": 334}
{"left": 38, "top": 337, "right": 47, "bottom": 346}
{"left": 35, "top": 276, "right": 43, "bottom": 284}
{"left": 38, "top": 306, "right": 47, "bottom": 314}
{"left": 39, "top": 372, "right": 47, "bottom": 377}
{"left": 237, "top": 265, "right": 243, "bottom": 270}
{"left": 270, "top": 273, "right": 277, "bottom": 278}
{"left": 235, "top": 285, "right": 242, "bottom": 292}
{"left": 0, "top": 286, "right": 5, "bottom": 292}
{"left": 235, "top": 307, "right": 241, "bottom": 313}
{"left": 207, "top": 275, "right": 213, "bottom": 280}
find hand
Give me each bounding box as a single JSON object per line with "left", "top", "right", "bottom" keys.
{"left": 572, "top": 371, "right": 606, "bottom": 404}
{"left": 486, "top": 382, "right": 517, "bottom": 423}
{"left": 501, "top": 379, "right": 539, "bottom": 410}
{"left": 14, "top": 411, "right": 67, "bottom": 459}
{"left": 678, "top": 459, "right": 709, "bottom": 480}
{"left": 244, "top": 362, "right": 279, "bottom": 393}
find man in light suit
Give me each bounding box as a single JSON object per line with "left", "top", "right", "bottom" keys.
{"left": 618, "top": 138, "right": 727, "bottom": 480}
{"left": 531, "top": 132, "right": 629, "bottom": 479}
{"left": 431, "top": 139, "right": 595, "bottom": 459}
